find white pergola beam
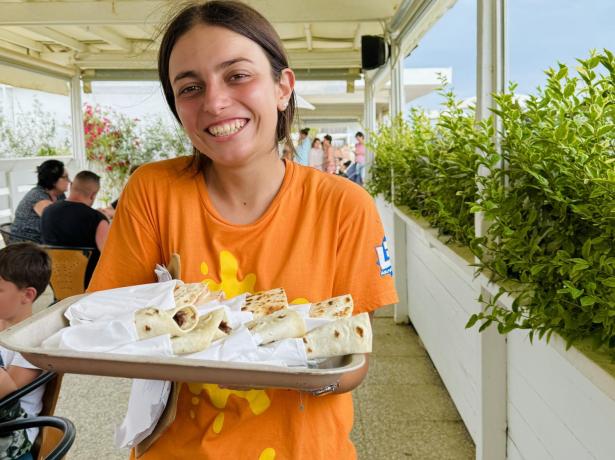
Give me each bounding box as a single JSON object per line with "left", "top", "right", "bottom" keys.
{"left": 304, "top": 24, "right": 313, "bottom": 51}
{"left": 0, "top": 46, "right": 76, "bottom": 78}
{"left": 75, "top": 49, "right": 361, "bottom": 70}
{"left": 0, "top": 1, "right": 398, "bottom": 25}
{"left": 0, "top": 29, "right": 44, "bottom": 53}
{"left": 86, "top": 26, "right": 133, "bottom": 51}
{"left": 24, "top": 26, "right": 87, "bottom": 52}
{"left": 353, "top": 24, "right": 362, "bottom": 50}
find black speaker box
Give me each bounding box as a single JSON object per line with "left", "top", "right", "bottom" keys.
{"left": 361, "top": 35, "right": 388, "bottom": 70}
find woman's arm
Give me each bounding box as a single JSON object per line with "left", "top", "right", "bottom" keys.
{"left": 33, "top": 199, "right": 53, "bottom": 216}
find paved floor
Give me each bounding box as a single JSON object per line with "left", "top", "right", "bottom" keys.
{"left": 34, "top": 297, "right": 475, "bottom": 459}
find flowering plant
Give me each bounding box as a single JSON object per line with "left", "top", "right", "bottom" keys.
{"left": 83, "top": 103, "right": 191, "bottom": 203}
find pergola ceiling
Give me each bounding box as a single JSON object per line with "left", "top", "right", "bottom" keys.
{"left": 0, "top": 0, "right": 401, "bottom": 83}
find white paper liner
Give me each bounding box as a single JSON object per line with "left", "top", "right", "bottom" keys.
{"left": 41, "top": 319, "right": 139, "bottom": 352}
{"left": 115, "top": 379, "right": 171, "bottom": 449}
{"left": 65, "top": 280, "right": 180, "bottom": 326}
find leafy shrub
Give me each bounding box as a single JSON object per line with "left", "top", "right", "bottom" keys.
{"left": 0, "top": 99, "right": 70, "bottom": 158}
{"left": 369, "top": 49, "right": 615, "bottom": 352}
{"left": 470, "top": 50, "right": 615, "bottom": 348}
{"left": 368, "top": 88, "right": 496, "bottom": 246}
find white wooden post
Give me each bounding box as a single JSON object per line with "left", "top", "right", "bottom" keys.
{"left": 388, "top": 39, "right": 409, "bottom": 323}
{"left": 476, "top": 1, "right": 507, "bottom": 459}
{"left": 363, "top": 78, "right": 377, "bottom": 177}
{"left": 70, "top": 75, "right": 87, "bottom": 170}
{"left": 389, "top": 41, "right": 404, "bottom": 119}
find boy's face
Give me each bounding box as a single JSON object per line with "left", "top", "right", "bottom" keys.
{"left": 0, "top": 277, "right": 33, "bottom": 320}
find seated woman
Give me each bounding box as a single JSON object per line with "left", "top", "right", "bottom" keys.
{"left": 11, "top": 160, "right": 70, "bottom": 243}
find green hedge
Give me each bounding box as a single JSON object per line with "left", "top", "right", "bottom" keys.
{"left": 368, "top": 50, "right": 615, "bottom": 351}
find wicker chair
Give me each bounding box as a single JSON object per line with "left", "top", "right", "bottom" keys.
{"left": 41, "top": 245, "right": 95, "bottom": 301}
{"left": 0, "top": 371, "right": 74, "bottom": 460}
{"left": 0, "top": 222, "right": 38, "bottom": 246}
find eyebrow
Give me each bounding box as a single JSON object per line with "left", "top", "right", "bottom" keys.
{"left": 172, "top": 58, "right": 255, "bottom": 84}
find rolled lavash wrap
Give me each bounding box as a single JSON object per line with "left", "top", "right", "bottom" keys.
{"left": 308, "top": 294, "right": 354, "bottom": 319}
{"left": 245, "top": 309, "right": 307, "bottom": 345}
{"left": 302, "top": 312, "right": 372, "bottom": 359}
{"left": 241, "top": 288, "right": 288, "bottom": 317}
{"left": 134, "top": 305, "right": 199, "bottom": 340}
{"left": 171, "top": 308, "right": 228, "bottom": 355}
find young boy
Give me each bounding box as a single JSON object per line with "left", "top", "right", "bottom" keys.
{"left": 0, "top": 243, "right": 51, "bottom": 460}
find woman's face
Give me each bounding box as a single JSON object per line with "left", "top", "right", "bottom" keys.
{"left": 313, "top": 139, "right": 321, "bottom": 149}
{"left": 169, "top": 24, "right": 294, "bottom": 167}
{"left": 55, "top": 169, "right": 70, "bottom": 193}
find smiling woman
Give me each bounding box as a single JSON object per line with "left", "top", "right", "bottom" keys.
{"left": 88, "top": 2, "right": 397, "bottom": 459}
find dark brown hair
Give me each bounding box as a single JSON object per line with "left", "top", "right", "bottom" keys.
{"left": 0, "top": 242, "right": 51, "bottom": 300}
{"left": 37, "top": 159, "right": 66, "bottom": 190}
{"left": 158, "top": 1, "right": 296, "bottom": 171}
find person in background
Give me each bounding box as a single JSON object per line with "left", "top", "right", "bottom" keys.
{"left": 294, "top": 127, "right": 311, "bottom": 165}
{"left": 41, "top": 171, "right": 110, "bottom": 289}
{"left": 0, "top": 243, "right": 51, "bottom": 460}
{"left": 11, "top": 160, "right": 70, "bottom": 243}
{"left": 308, "top": 137, "right": 324, "bottom": 170}
{"left": 354, "top": 131, "right": 366, "bottom": 185}
{"left": 323, "top": 134, "right": 337, "bottom": 174}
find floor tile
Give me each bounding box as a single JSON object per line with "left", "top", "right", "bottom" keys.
{"left": 356, "top": 383, "right": 462, "bottom": 422}
{"left": 366, "top": 355, "right": 442, "bottom": 386}
{"left": 362, "top": 420, "right": 474, "bottom": 460}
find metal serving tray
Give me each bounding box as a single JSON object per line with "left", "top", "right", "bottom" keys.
{"left": 0, "top": 295, "right": 364, "bottom": 391}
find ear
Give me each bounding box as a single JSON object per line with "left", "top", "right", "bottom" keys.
{"left": 22, "top": 286, "right": 38, "bottom": 304}
{"left": 277, "top": 68, "right": 296, "bottom": 111}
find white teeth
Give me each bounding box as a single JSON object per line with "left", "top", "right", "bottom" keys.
{"left": 208, "top": 120, "right": 246, "bottom": 137}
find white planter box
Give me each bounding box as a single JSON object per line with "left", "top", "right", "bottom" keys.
{"left": 381, "top": 204, "right": 615, "bottom": 460}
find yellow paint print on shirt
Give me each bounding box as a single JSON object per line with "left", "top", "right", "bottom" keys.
{"left": 200, "top": 250, "right": 256, "bottom": 298}
{"left": 212, "top": 412, "right": 225, "bottom": 434}
{"left": 259, "top": 447, "right": 276, "bottom": 460}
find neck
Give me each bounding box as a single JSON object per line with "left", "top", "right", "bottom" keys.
{"left": 204, "top": 151, "right": 286, "bottom": 224}
{"left": 47, "top": 188, "right": 61, "bottom": 201}
{"left": 67, "top": 193, "right": 90, "bottom": 205}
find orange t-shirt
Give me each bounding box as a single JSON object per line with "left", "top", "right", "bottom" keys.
{"left": 89, "top": 157, "right": 398, "bottom": 460}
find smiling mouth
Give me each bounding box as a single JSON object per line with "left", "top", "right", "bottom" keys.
{"left": 206, "top": 119, "right": 248, "bottom": 137}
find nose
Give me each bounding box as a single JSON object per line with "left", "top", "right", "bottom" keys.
{"left": 201, "top": 80, "right": 230, "bottom": 115}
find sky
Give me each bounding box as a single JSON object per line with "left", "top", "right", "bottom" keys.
{"left": 406, "top": 0, "right": 615, "bottom": 110}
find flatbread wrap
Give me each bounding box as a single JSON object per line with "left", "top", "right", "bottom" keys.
{"left": 302, "top": 312, "right": 372, "bottom": 359}
{"left": 174, "top": 282, "right": 210, "bottom": 308}
{"left": 246, "top": 309, "right": 307, "bottom": 345}
{"left": 309, "top": 294, "right": 354, "bottom": 319}
{"left": 171, "top": 308, "right": 227, "bottom": 355}
{"left": 134, "top": 305, "right": 199, "bottom": 340}
{"left": 241, "top": 288, "right": 288, "bottom": 317}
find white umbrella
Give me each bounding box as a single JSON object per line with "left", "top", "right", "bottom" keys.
{"left": 295, "top": 93, "right": 315, "bottom": 110}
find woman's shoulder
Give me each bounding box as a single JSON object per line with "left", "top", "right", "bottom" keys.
{"left": 25, "top": 186, "right": 49, "bottom": 201}
{"left": 128, "top": 157, "right": 194, "bottom": 187}
{"left": 132, "top": 156, "right": 193, "bottom": 178}
{"left": 296, "top": 164, "right": 373, "bottom": 206}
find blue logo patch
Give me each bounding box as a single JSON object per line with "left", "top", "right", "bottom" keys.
{"left": 376, "top": 236, "right": 393, "bottom": 277}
